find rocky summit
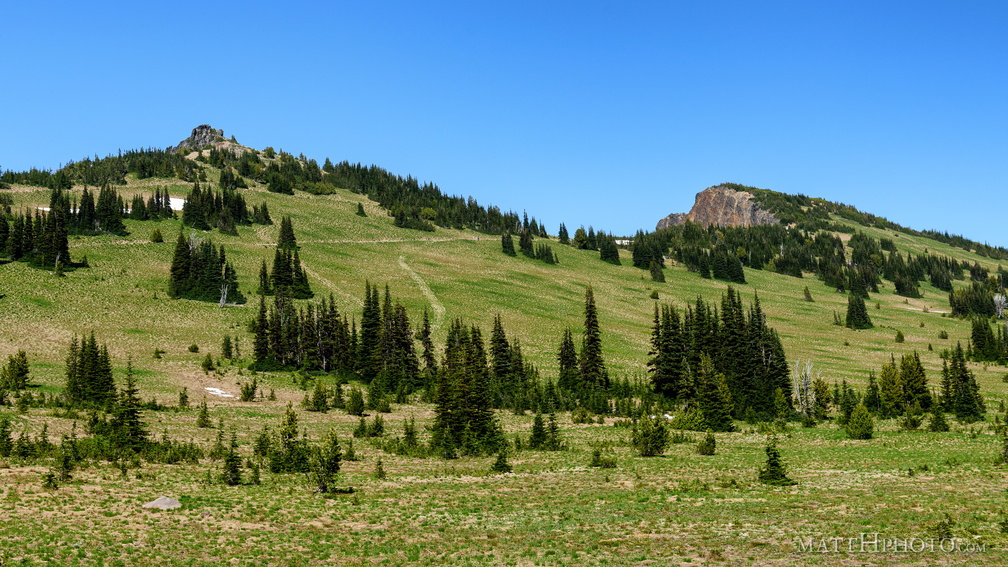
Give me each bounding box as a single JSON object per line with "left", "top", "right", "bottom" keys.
{"left": 656, "top": 184, "right": 779, "bottom": 230}
{"left": 169, "top": 124, "right": 225, "bottom": 153}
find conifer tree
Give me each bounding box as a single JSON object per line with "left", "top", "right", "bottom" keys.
{"left": 878, "top": 359, "right": 903, "bottom": 418}
{"left": 845, "top": 293, "right": 873, "bottom": 329}
{"left": 899, "top": 352, "right": 931, "bottom": 410}
{"left": 927, "top": 402, "right": 950, "bottom": 432}
{"left": 357, "top": 282, "right": 382, "bottom": 381}
{"left": 557, "top": 328, "right": 579, "bottom": 392}
{"left": 501, "top": 232, "right": 516, "bottom": 256}
{"left": 310, "top": 429, "right": 342, "bottom": 493}
{"left": 845, "top": 404, "right": 874, "bottom": 439}
{"left": 558, "top": 223, "right": 569, "bottom": 245}
{"left": 168, "top": 228, "right": 191, "bottom": 298}
{"left": 220, "top": 431, "right": 243, "bottom": 486}
{"left": 758, "top": 436, "right": 795, "bottom": 486}
{"left": 649, "top": 259, "right": 665, "bottom": 283}
{"left": 110, "top": 358, "right": 147, "bottom": 451}
{"left": 65, "top": 333, "right": 116, "bottom": 406}
{"left": 696, "top": 355, "right": 735, "bottom": 432}
{"left": 0, "top": 350, "right": 29, "bottom": 390}
{"left": 518, "top": 229, "right": 534, "bottom": 257}
{"left": 948, "top": 343, "right": 985, "bottom": 422}
{"left": 277, "top": 216, "right": 298, "bottom": 251}
{"left": 863, "top": 371, "right": 881, "bottom": 414}
{"left": 579, "top": 286, "right": 608, "bottom": 390}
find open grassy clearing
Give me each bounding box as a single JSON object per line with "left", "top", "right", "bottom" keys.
{"left": 3, "top": 175, "right": 1008, "bottom": 564}
{"left": 2, "top": 399, "right": 1007, "bottom": 565}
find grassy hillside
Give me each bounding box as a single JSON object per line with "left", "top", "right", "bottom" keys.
{"left": 2, "top": 174, "right": 1005, "bottom": 403}
{"left": 2, "top": 152, "right": 1008, "bottom": 565}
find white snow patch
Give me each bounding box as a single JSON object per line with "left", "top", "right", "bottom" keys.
{"left": 170, "top": 197, "right": 185, "bottom": 210}
{"left": 205, "top": 387, "right": 234, "bottom": 398}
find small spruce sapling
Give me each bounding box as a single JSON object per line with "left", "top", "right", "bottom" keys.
{"left": 845, "top": 404, "right": 874, "bottom": 440}
{"left": 758, "top": 436, "right": 796, "bottom": 486}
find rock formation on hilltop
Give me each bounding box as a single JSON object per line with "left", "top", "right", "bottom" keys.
{"left": 656, "top": 185, "right": 779, "bottom": 230}
{"left": 169, "top": 124, "right": 226, "bottom": 153}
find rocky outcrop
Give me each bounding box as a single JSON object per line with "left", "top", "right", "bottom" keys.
{"left": 169, "top": 124, "right": 225, "bottom": 153}
{"left": 656, "top": 185, "right": 779, "bottom": 230}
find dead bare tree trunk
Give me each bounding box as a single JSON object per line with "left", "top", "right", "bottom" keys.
{"left": 219, "top": 283, "right": 229, "bottom": 308}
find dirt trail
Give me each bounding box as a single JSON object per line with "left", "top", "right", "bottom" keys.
{"left": 398, "top": 255, "right": 444, "bottom": 332}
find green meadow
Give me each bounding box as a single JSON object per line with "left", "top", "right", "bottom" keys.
{"left": 1, "top": 173, "right": 1007, "bottom": 565}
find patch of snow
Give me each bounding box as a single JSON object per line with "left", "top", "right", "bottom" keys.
{"left": 205, "top": 387, "right": 234, "bottom": 398}
{"left": 170, "top": 197, "right": 185, "bottom": 210}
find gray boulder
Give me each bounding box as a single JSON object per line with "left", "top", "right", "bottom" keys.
{"left": 142, "top": 496, "right": 182, "bottom": 510}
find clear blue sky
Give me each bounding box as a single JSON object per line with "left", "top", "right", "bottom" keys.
{"left": 4, "top": 1, "right": 1006, "bottom": 245}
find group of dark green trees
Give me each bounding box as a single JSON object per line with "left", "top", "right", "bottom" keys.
{"left": 860, "top": 346, "right": 985, "bottom": 423}
{"left": 181, "top": 179, "right": 271, "bottom": 235}
{"left": 647, "top": 287, "right": 789, "bottom": 421}
{"left": 168, "top": 230, "right": 244, "bottom": 304}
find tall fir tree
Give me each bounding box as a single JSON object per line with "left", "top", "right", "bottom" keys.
{"left": 557, "top": 328, "right": 579, "bottom": 393}
{"left": 845, "top": 293, "right": 873, "bottom": 329}
{"left": 578, "top": 286, "right": 608, "bottom": 390}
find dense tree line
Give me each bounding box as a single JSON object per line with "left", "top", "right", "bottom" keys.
{"left": 430, "top": 318, "right": 504, "bottom": 457}
{"left": 969, "top": 318, "right": 1008, "bottom": 363}
{"left": 65, "top": 333, "right": 115, "bottom": 406}
{"left": 647, "top": 287, "right": 790, "bottom": 420}
{"left": 251, "top": 292, "right": 356, "bottom": 374}
{"left": 128, "top": 187, "right": 176, "bottom": 221}
{"left": 258, "top": 248, "right": 312, "bottom": 299}
{"left": 168, "top": 230, "right": 244, "bottom": 304}
{"left": 940, "top": 343, "right": 986, "bottom": 422}
{"left": 628, "top": 216, "right": 986, "bottom": 319}
{"left": 1, "top": 148, "right": 203, "bottom": 188}
{"left": 181, "top": 180, "right": 271, "bottom": 235}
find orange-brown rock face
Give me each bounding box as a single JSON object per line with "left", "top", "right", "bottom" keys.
{"left": 656, "top": 185, "right": 778, "bottom": 230}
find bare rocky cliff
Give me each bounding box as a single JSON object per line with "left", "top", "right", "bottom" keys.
{"left": 656, "top": 185, "right": 779, "bottom": 230}
{"left": 169, "top": 124, "right": 225, "bottom": 153}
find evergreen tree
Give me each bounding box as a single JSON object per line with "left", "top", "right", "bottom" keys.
{"left": 528, "top": 413, "right": 547, "bottom": 449}
{"left": 948, "top": 343, "right": 985, "bottom": 422}
{"left": 430, "top": 319, "right": 502, "bottom": 457}
{"left": 649, "top": 260, "right": 665, "bottom": 283}
{"left": 863, "top": 372, "right": 881, "bottom": 414}
{"left": 558, "top": 223, "right": 569, "bottom": 245}
{"left": 757, "top": 436, "right": 795, "bottom": 486}
{"left": 878, "top": 359, "right": 903, "bottom": 418}
{"left": 696, "top": 355, "right": 734, "bottom": 432}
{"left": 927, "top": 402, "right": 950, "bottom": 432}
{"left": 631, "top": 415, "right": 670, "bottom": 457}
{"left": 578, "top": 286, "right": 608, "bottom": 390}
{"left": 269, "top": 402, "right": 310, "bottom": 473}
{"left": 899, "top": 352, "right": 931, "bottom": 410}
{"left": 845, "top": 404, "right": 874, "bottom": 439}
{"left": 0, "top": 350, "right": 29, "bottom": 390}
{"left": 310, "top": 429, "right": 342, "bottom": 493}
{"left": 356, "top": 282, "right": 382, "bottom": 381}
{"left": 220, "top": 431, "right": 243, "bottom": 486}
{"left": 277, "top": 216, "right": 298, "bottom": 250}
{"left": 557, "top": 328, "right": 579, "bottom": 392}
{"left": 501, "top": 232, "right": 516, "bottom": 256}
{"left": 110, "top": 358, "right": 147, "bottom": 451}
{"left": 845, "top": 293, "right": 873, "bottom": 329}
{"left": 168, "top": 228, "right": 191, "bottom": 298}
{"left": 518, "top": 229, "right": 534, "bottom": 257}
{"left": 65, "top": 333, "right": 116, "bottom": 406}
{"left": 598, "top": 233, "right": 620, "bottom": 265}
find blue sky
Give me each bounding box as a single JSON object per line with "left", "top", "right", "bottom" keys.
{"left": 4, "top": 1, "right": 1006, "bottom": 245}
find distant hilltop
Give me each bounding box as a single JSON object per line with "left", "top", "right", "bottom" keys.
{"left": 169, "top": 124, "right": 226, "bottom": 153}
{"left": 656, "top": 184, "right": 779, "bottom": 230}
